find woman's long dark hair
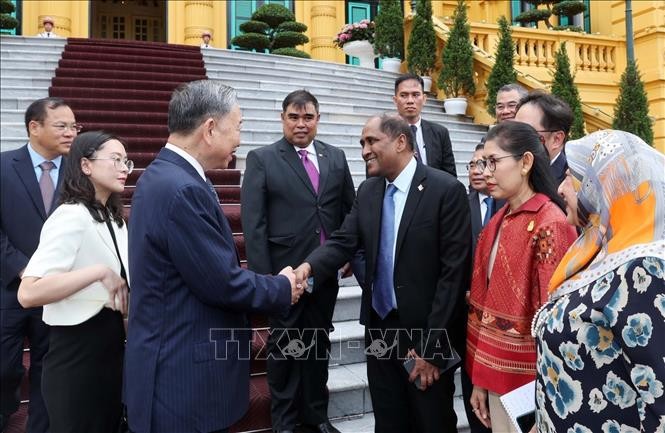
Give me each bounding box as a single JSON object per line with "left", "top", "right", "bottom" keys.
{"left": 59, "top": 131, "right": 125, "bottom": 227}
{"left": 485, "top": 121, "right": 566, "bottom": 211}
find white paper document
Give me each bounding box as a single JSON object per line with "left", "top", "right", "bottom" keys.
{"left": 499, "top": 380, "right": 536, "bottom": 432}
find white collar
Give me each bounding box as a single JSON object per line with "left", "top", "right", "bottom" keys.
{"left": 165, "top": 143, "right": 206, "bottom": 180}
{"left": 389, "top": 157, "right": 417, "bottom": 193}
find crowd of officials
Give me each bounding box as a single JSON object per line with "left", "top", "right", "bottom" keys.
{"left": 1, "top": 73, "right": 663, "bottom": 433}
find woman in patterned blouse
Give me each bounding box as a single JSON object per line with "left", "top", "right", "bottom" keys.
{"left": 532, "top": 130, "right": 665, "bottom": 432}
{"left": 466, "top": 121, "right": 577, "bottom": 432}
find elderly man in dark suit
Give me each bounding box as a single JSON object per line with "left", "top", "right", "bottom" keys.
{"left": 125, "top": 80, "right": 301, "bottom": 433}
{"left": 241, "top": 90, "right": 354, "bottom": 433}
{"left": 0, "top": 97, "right": 78, "bottom": 432}
{"left": 515, "top": 90, "right": 573, "bottom": 186}
{"left": 393, "top": 74, "right": 456, "bottom": 177}
{"left": 295, "top": 114, "right": 471, "bottom": 432}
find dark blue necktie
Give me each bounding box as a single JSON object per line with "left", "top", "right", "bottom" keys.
{"left": 373, "top": 184, "right": 398, "bottom": 319}
{"left": 482, "top": 196, "right": 494, "bottom": 226}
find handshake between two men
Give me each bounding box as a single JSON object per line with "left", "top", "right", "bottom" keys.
{"left": 276, "top": 262, "right": 352, "bottom": 305}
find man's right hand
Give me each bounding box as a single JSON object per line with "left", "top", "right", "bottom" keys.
{"left": 278, "top": 266, "right": 303, "bottom": 304}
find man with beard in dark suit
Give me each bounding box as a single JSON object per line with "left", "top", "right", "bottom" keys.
{"left": 295, "top": 114, "right": 471, "bottom": 433}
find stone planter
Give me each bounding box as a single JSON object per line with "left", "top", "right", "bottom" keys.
{"left": 422, "top": 76, "right": 432, "bottom": 93}
{"left": 343, "top": 40, "right": 376, "bottom": 68}
{"left": 444, "top": 97, "right": 468, "bottom": 115}
{"left": 381, "top": 57, "right": 401, "bottom": 73}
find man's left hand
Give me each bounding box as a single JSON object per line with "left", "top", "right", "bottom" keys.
{"left": 407, "top": 349, "right": 440, "bottom": 391}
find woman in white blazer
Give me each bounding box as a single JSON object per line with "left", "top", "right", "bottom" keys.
{"left": 18, "top": 131, "right": 132, "bottom": 433}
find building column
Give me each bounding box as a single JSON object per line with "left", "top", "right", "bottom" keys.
{"left": 308, "top": 1, "right": 345, "bottom": 63}
{"left": 22, "top": 0, "right": 73, "bottom": 37}
{"left": 183, "top": 0, "right": 214, "bottom": 46}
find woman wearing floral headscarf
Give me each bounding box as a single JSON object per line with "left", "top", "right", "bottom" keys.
{"left": 532, "top": 130, "right": 665, "bottom": 432}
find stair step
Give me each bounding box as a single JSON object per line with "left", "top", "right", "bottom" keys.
{"left": 330, "top": 320, "right": 365, "bottom": 366}
{"left": 328, "top": 363, "right": 372, "bottom": 418}
{"left": 332, "top": 285, "right": 362, "bottom": 322}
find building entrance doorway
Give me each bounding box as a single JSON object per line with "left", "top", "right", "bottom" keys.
{"left": 90, "top": 0, "right": 166, "bottom": 42}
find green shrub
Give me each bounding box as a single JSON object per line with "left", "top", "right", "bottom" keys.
{"left": 1, "top": 0, "right": 15, "bottom": 14}
{"left": 232, "top": 4, "right": 309, "bottom": 59}
{"left": 515, "top": 0, "right": 586, "bottom": 30}
{"left": 272, "top": 47, "right": 311, "bottom": 59}
{"left": 374, "top": 0, "right": 404, "bottom": 59}
{"left": 407, "top": 0, "right": 436, "bottom": 76}
{"left": 0, "top": 14, "right": 17, "bottom": 30}
{"left": 514, "top": 8, "right": 552, "bottom": 25}
{"left": 485, "top": 16, "right": 518, "bottom": 114}
{"left": 438, "top": 0, "right": 475, "bottom": 97}
{"left": 552, "top": 1, "right": 587, "bottom": 17}
{"left": 273, "top": 31, "right": 309, "bottom": 49}
{"left": 613, "top": 61, "right": 654, "bottom": 146}
{"left": 551, "top": 42, "right": 585, "bottom": 139}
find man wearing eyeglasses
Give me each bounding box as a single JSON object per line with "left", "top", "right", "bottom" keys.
{"left": 0, "top": 97, "right": 79, "bottom": 432}
{"left": 514, "top": 90, "right": 573, "bottom": 186}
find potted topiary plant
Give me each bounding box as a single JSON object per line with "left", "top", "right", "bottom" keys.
{"left": 407, "top": 0, "right": 436, "bottom": 91}
{"left": 230, "top": 3, "right": 310, "bottom": 59}
{"left": 0, "top": 0, "right": 18, "bottom": 34}
{"left": 334, "top": 19, "right": 376, "bottom": 68}
{"left": 374, "top": 0, "right": 404, "bottom": 73}
{"left": 437, "top": 0, "right": 475, "bottom": 114}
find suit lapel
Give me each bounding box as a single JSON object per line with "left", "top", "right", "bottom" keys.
{"left": 95, "top": 221, "right": 120, "bottom": 265}
{"left": 395, "top": 164, "right": 427, "bottom": 259}
{"left": 13, "top": 146, "right": 47, "bottom": 220}
{"left": 278, "top": 138, "right": 317, "bottom": 197}
{"left": 469, "top": 190, "right": 482, "bottom": 239}
{"left": 419, "top": 120, "right": 439, "bottom": 168}
{"left": 366, "top": 179, "right": 384, "bottom": 283}
{"left": 314, "top": 140, "right": 328, "bottom": 194}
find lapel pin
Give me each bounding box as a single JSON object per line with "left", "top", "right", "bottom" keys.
{"left": 527, "top": 220, "right": 535, "bottom": 232}
{"left": 318, "top": 153, "right": 324, "bottom": 157}
{"left": 417, "top": 184, "right": 424, "bottom": 191}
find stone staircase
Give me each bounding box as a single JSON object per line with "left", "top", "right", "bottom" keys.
{"left": 1, "top": 36, "right": 485, "bottom": 432}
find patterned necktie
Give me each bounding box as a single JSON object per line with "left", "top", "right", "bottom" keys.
{"left": 39, "top": 161, "right": 56, "bottom": 214}
{"left": 410, "top": 125, "right": 420, "bottom": 161}
{"left": 482, "top": 196, "right": 494, "bottom": 227}
{"left": 373, "top": 184, "right": 398, "bottom": 319}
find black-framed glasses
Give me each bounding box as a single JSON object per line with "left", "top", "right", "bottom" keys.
{"left": 49, "top": 123, "right": 83, "bottom": 133}
{"left": 477, "top": 154, "right": 523, "bottom": 172}
{"left": 88, "top": 156, "right": 134, "bottom": 173}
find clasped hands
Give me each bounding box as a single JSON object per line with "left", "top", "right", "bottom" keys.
{"left": 279, "top": 262, "right": 351, "bottom": 305}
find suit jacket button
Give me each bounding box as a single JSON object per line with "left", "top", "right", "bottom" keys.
{"left": 315, "top": 228, "right": 321, "bottom": 234}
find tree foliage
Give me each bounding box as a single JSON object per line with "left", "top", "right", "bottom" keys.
{"left": 551, "top": 42, "right": 585, "bottom": 139}
{"left": 514, "top": 0, "right": 586, "bottom": 32}
{"left": 437, "top": 0, "right": 475, "bottom": 98}
{"left": 612, "top": 61, "right": 653, "bottom": 146}
{"left": 407, "top": 0, "right": 436, "bottom": 75}
{"left": 374, "top": 0, "right": 404, "bottom": 59}
{"left": 485, "top": 16, "right": 518, "bottom": 114}
{"left": 231, "top": 3, "right": 309, "bottom": 58}
{"left": 0, "top": 0, "right": 17, "bottom": 31}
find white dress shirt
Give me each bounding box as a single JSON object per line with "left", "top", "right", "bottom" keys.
{"left": 292, "top": 141, "right": 320, "bottom": 172}
{"left": 410, "top": 117, "right": 427, "bottom": 165}
{"left": 478, "top": 191, "right": 490, "bottom": 225}
{"left": 165, "top": 143, "right": 206, "bottom": 180}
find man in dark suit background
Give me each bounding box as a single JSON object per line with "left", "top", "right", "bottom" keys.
{"left": 241, "top": 90, "right": 354, "bottom": 433}
{"left": 125, "top": 80, "right": 301, "bottom": 433}
{"left": 514, "top": 90, "right": 573, "bottom": 186}
{"left": 295, "top": 114, "right": 471, "bottom": 432}
{"left": 0, "top": 97, "right": 78, "bottom": 432}
{"left": 393, "top": 74, "right": 457, "bottom": 177}
{"left": 462, "top": 143, "right": 505, "bottom": 433}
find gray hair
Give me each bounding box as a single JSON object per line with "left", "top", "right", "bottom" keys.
{"left": 167, "top": 80, "right": 238, "bottom": 135}
{"left": 497, "top": 83, "right": 528, "bottom": 99}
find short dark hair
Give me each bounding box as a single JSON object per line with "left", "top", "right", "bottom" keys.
{"left": 59, "top": 131, "right": 125, "bottom": 227}
{"left": 282, "top": 89, "right": 319, "bottom": 113}
{"left": 394, "top": 74, "right": 424, "bottom": 94}
{"left": 24, "top": 97, "right": 69, "bottom": 135}
{"left": 497, "top": 83, "right": 528, "bottom": 99}
{"left": 485, "top": 121, "right": 565, "bottom": 211}
{"left": 167, "top": 80, "right": 238, "bottom": 135}
{"left": 517, "top": 90, "right": 574, "bottom": 139}
{"left": 377, "top": 114, "right": 415, "bottom": 151}
{"left": 474, "top": 143, "right": 485, "bottom": 152}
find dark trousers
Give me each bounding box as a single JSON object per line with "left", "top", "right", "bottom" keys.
{"left": 0, "top": 306, "right": 50, "bottom": 433}
{"left": 267, "top": 278, "right": 338, "bottom": 430}
{"left": 365, "top": 310, "right": 457, "bottom": 433}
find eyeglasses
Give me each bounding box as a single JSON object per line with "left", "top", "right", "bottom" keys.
{"left": 88, "top": 156, "right": 134, "bottom": 173}
{"left": 466, "top": 160, "right": 483, "bottom": 172}
{"left": 476, "top": 154, "right": 523, "bottom": 172}
{"left": 50, "top": 123, "right": 83, "bottom": 133}
{"left": 495, "top": 102, "right": 518, "bottom": 111}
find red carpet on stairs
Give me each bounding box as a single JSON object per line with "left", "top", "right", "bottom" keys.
{"left": 6, "top": 38, "right": 273, "bottom": 433}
